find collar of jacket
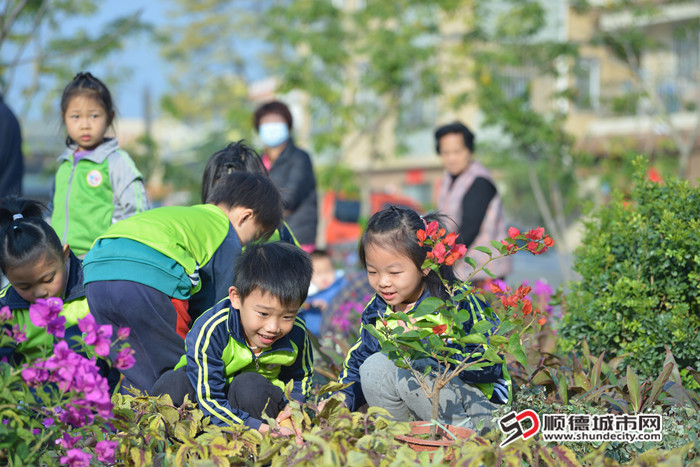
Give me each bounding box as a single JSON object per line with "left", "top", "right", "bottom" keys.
{"left": 3, "top": 250, "right": 85, "bottom": 310}
{"left": 56, "top": 138, "right": 119, "bottom": 164}
{"left": 224, "top": 298, "right": 297, "bottom": 354}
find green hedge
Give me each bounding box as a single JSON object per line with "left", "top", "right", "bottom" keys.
{"left": 560, "top": 160, "right": 700, "bottom": 382}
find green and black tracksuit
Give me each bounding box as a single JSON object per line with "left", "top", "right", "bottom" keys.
{"left": 172, "top": 298, "right": 313, "bottom": 428}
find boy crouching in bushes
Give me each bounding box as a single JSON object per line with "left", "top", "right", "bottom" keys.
{"left": 152, "top": 242, "right": 313, "bottom": 436}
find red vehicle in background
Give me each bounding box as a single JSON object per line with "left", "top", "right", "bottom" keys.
{"left": 322, "top": 191, "right": 423, "bottom": 249}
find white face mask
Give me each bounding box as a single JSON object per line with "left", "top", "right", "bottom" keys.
{"left": 258, "top": 122, "right": 289, "bottom": 148}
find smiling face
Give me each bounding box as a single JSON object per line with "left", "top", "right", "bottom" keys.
{"left": 364, "top": 243, "right": 426, "bottom": 312}
{"left": 63, "top": 94, "right": 110, "bottom": 151}
{"left": 5, "top": 247, "right": 70, "bottom": 304}
{"left": 230, "top": 286, "right": 299, "bottom": 350}
{"left": 438, "top": 132, "right": 473, "bottom": 176}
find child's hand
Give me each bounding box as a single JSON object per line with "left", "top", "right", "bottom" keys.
{"left": 311, "top": 299, "right": 328, "bottom": 312}
{"left": 275, "top": 406, "right": 303, "bottom": 444}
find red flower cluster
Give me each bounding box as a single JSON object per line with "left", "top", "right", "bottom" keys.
{"left": 418, "top": 221, "right": 468, "bottom": 266}
{"left": 432, "top": 324, "right": 447, "bottom": 335}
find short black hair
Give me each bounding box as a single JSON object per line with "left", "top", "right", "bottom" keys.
{"left": 434, "top": 121, "right": 475, "bottom": 154}
{"left": 309, "top": 249, "right": 330, "bottom": 261}
{"left": 0, "top": 197, "right": 64, "bottom": 274}
{"left": 201, "top": 140, "right": 268, "bottom": 203}
{"left": 207, "top": 171, "right": 283, "bottom": 242}
{"left": 253, "top": 100, "right": 293, "bottom": 131}
{"left": 233, "top": 242, "right": 312, "bottom": 308}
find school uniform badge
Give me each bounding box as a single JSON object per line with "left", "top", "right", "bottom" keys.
{"left": 87, "top": 170, "right": 103, "bottom": 187}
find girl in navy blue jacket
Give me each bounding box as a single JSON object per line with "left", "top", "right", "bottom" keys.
{"left": 335, "top": 206, "right": 510, "bottom": 431}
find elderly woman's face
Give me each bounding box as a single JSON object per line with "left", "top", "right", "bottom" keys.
{"left": 438, "top": 132, "right": 472, "bottom": 176}
{"left": 259, "top": 113, "right": 287, "bottom": 126}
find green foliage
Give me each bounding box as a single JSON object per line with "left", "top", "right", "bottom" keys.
{"left": 0, "top": 0, "right": 151, "bottom": 120}
{"left": 560, "top": 158, "right": 700, "bottom": 381}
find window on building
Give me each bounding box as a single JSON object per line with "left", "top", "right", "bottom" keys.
{"left": 674, "top": 26, "right": 699, "bottom": 80}
{"left": 575, "top": 57, "right": 600, "bottom": 111}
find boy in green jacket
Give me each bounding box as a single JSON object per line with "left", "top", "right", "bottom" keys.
{"left": 83, "top": 172, "right": 282, "bottom": 393}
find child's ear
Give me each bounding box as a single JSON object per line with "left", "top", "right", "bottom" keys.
{"left": 62, "top": 244, "right": 71, "bottom": 262}
{"left": 229, "top": 286, "right": 242, "bottom": 309}
{"left": 233, "top": 208, "right": 255, "bottom": 230}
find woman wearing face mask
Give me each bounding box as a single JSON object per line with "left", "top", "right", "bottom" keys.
{"left": 253, "top": 101, "right": 318, "bottom": 253}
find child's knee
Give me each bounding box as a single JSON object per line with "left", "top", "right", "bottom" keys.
{"left": 151, "top": 368, "right": 194, "bottom": 406}
{"left": 227, "top": 373, "right": 285, "bottom": 418}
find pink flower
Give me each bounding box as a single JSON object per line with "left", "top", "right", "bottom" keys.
{"left": 117, "top": 327, "right": 130, "bottom": 340}
{"left": 95, "top": 440, "right": 117, "bottom": 463}
{"left": 425, "top": 221, "right": 439, "bottom": 239}
{"left": 0, "top": 306, "right": 11, "bottom": 322}
{"left": 21, "top": 365, "right": 50, "bottom": 386}
{"left": 430, "top": 242, "right": 448, "bottom": 264}
{"left": 47, "top": 316, "right": 66, "bottom": 338}
{"left": 59, "top": 432, "right": 83, "bottom": 449}
{"left": 527, "top": 241, "right": 539, "bottom": 254}
{"left": 80, "top": 315, "right": 113, "bottom": 357}
{"left": 12, "top": 324, "right": 27, "bottom": 343}
{"left": 29, "top": 299, "right": 60, "bottom": 327}
{"left": 60, "top": 448, "right": 92, "bottom": 467}
{"left": 525, "top": 227, "right": 545, "bottom": 241}
{"left": 508, "top": 226, "right": 520, "bottom": 239}
{"left": 77, "top": 314, "right": 98, "bottom": 335}
{"left": 115, "top": 347, "right": 135, "bottom": 370}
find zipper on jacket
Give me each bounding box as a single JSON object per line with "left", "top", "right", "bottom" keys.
{"left": 62, "top": 155, "right": 77, "bottom": 245}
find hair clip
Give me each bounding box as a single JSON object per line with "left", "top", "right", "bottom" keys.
{"left": 12, "top": 214, "right": 23, "bottom": 221}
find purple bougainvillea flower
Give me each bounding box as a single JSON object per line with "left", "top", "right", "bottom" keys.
{"left": 115, "top": 347, "right": 135, "bottom": 370}
{"left": 59, "top": 432, "right": 82, "bottom": 449}
{"left": 12, "top": 324, "right": 27, "bottom": 343}
{"left": 117, "top": 327, "right": 130, "bottom": 340}
{"left": 60, "top": 448, "right": 92, "bottom": 467}
{"left": 29, "top": 299, "right": 60, "bottom": 327}
{"left": 47, "top": 316, "right": 67, "bottom": 338}
{"left": 0, "top": 305, "right": 11, "bottom": 322}
{"left": 95, "top": 440, "right": 117, "bottom": 463}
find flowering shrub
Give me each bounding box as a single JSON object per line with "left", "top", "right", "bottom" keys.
{"left": 0, "top": 299, "right": 133, "bottom": 466}
{"left": 366, "top": 222, "right": 554, "bottom": 438}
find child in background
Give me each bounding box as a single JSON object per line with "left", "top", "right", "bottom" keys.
{"left": 201, "top": 140, "right": 298, "bottom": 246}
{"left": 50, "top": 72, "right": 148, "bottom": 257}
{"left": 0, "top": 198, "right": 90, "bottom": 362}
{"left": 333, "top": 206, "right": 510, "bottom": 430}
{"left": 151, "top": 242, "right": 313, "bottom": 437}
{"left": 300, "top": 250, "right": 346, "bottom": 336}
{"left": 83, "top": 172, "right": 282, "bottom": 394}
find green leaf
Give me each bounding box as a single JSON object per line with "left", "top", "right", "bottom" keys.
{"left": 461, "top": 334, "right": 487, "bottom": 345}
{"left": 626, "top": 365, "right": 641, "bottom": 413}
{"left": 489, "top": 335, "right": 508, "bottom": 345}
{"left": 412, "top": 297, "right": 443, "bottom": 318}
{"left": 474, "top": 246, "right": 493, "bottom": 257}
{"left": 482, "top": 267, "right": 496, "bottom": 278}
{"left": 507, "top": 334, "right": 527, "bottom": 367}
{"left": 471, "top": 319, "right": 494, "bottom": 334}
{"left": 491, "top": 239, "right": 507, "bottom": 254}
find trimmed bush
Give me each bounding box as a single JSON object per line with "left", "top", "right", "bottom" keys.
{"left": 560, "top": 159, "right": 700, "bottom": 382}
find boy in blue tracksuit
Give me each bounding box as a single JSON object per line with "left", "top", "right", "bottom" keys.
{"left": 151, "top": 242, "right": 313, "bottom": 435}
